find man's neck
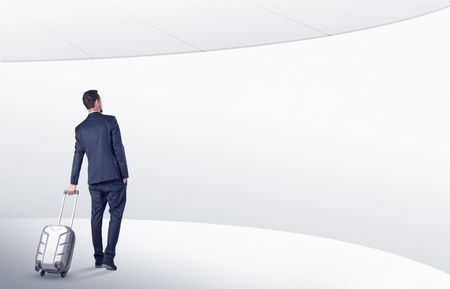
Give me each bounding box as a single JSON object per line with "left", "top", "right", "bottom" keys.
{"left": 88, "top": 110, "right": 100, "bottom": 114}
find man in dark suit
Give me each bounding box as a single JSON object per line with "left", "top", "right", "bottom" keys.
{"left": 67, "top": 90, "right": 128, "bottom": 271}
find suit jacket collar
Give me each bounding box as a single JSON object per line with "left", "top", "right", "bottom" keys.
{"left": 87, "top": 111, "right": 102, "bottom": 119}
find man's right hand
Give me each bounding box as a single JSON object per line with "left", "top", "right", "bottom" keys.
{"left": 67, "top": 184, "right": 77, "bottom": 195}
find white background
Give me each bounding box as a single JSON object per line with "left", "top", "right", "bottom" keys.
{"left": 0, "top": 8, "right": 449, "bottom": 272}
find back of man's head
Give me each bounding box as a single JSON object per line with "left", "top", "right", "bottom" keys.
{"left": 83, "top": 90, "right": 100, "bottom": 109}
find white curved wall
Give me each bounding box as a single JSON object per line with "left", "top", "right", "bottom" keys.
{"left": 0, "top": 8, "right": 449, "bottom": 272}
{"left": 0, "top": 0, "right": 449, "bottom": 61}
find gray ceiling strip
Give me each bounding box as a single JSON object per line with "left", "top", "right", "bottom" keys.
{"left": 243, "top": 0, "right": 331, "bottom": 36}
{"left": 103, "top": 0, "right": 205, "bottom": 52}
{"left": 9, "top": 3, "right": 93, "bottom": 59}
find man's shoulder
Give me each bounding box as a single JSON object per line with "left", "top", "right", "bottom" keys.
{"left": 75, "top": 121, "right": 86, "bottom": 131}
{"left": 75, "top": 114, "right": 116, "bottom": 131}
{"left": 101, "top": 114, "right": 117, "bottom": 125}
{"left": 102, "top": 114, "right": 116, "bottom": 120}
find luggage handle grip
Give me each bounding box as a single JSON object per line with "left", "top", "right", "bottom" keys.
{"left": 64, "top": 190, "right": 79, "bottom": 195}
{"left": 58, "top": 190, "right": 79, "bottom": 228}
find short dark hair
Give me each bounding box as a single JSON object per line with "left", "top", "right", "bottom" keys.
{"left": 83, "top": 90, "right": 100, "bottom": 109}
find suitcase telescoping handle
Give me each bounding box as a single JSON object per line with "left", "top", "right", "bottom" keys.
{"left": 58, "top": 190, "right": 79, "bottom": 228}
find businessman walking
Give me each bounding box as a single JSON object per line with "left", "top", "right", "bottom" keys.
{"left": 67, "top": 90, "right": 128, "bottom": 271}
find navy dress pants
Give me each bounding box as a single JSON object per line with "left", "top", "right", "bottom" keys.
{"left": 88, "top": 178, "right": 127, "bottom": 264}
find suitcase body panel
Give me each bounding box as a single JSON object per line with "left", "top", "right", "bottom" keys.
{"left": 35, "top": 190, "right": 79, "bottom": 277}
{"left": 36, "top": 225, "right": 76, "bottom": 273}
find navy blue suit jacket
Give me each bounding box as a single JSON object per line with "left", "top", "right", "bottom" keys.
{"left": 70, "top": 112, "right": 129, "bottom": 185}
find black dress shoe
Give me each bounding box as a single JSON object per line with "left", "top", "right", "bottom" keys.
{"left": 102, "top": 263, "right": 117, "bottom": 271}
{"left": 95, "top": 259, "right": 103, "bottom": 268}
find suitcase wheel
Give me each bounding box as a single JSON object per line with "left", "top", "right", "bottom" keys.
{"left": 61, "top": 272, "right": 67, "bottom": 278}
{"left": 40, "top": 270, "right": 45, "bottom": 277}
{"left": 34, "top": 265, "right": 40, "bottom": 272}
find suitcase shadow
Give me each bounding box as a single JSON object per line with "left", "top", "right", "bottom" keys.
{"left": 70, "top": 266, "right": 98, "bottom": 275}
{"left": 29, "top": 266, "right": 111, "bottom": 280}
{"left": 69, "top": 266, "right": 111, "bottom": 280}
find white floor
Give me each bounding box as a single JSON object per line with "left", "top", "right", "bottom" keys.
{"left": 1, "top": 218, "right": 450, "bottom": 289}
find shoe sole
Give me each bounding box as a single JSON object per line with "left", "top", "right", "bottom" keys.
{"left": 102, "top": 264, "right": 117, "bottom": 271}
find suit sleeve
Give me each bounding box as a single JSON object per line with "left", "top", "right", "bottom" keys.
{"left": 70, "top": 127, "right": 85, "bottom": 185}
{"left": 111, "top": 116, "right": 129, "bottom": 179}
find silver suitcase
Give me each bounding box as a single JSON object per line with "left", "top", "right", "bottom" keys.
{"left": 35, "top": 190, "right": 79, "bottom": 278}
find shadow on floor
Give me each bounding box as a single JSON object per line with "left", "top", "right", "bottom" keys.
{"left": 29, "top": 266, "right": 111, "bottom": 281}
{"left": 69, "top": 266, "right": 112, "bottom": 280}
